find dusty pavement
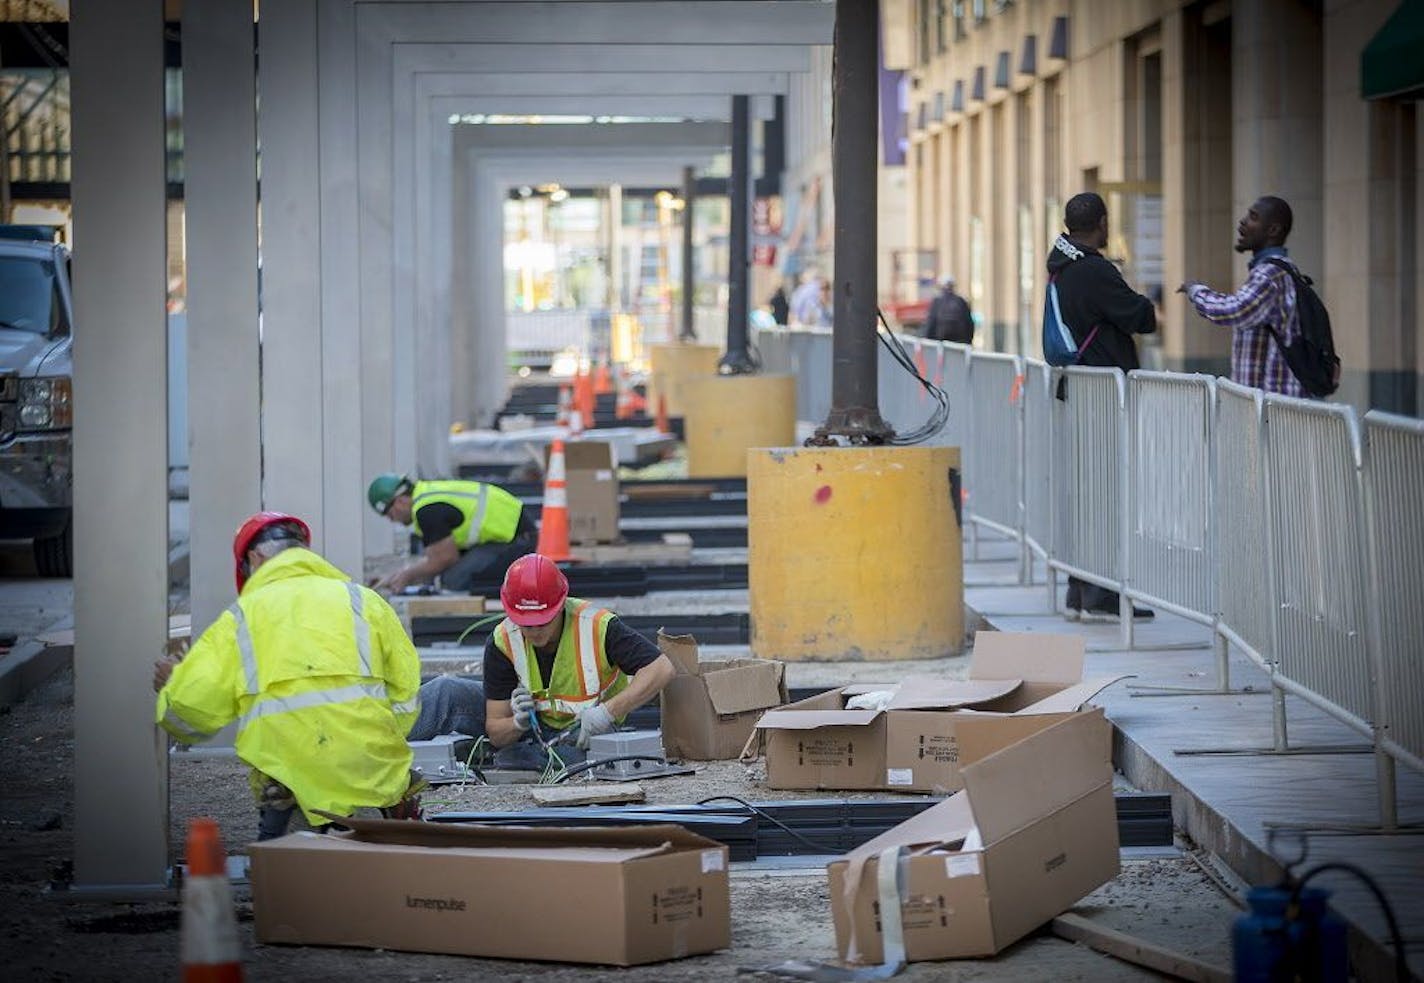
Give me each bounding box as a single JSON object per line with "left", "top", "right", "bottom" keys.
{"left": 1, "top": 666, "right": 1243, "bottom": 982}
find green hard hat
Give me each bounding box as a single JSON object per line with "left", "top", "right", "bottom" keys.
{"left": 367, "top": 472, "right": 412, "bottom": 515}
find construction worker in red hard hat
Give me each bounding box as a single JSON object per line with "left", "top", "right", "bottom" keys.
{"left": 152, "top": 512, "right": 426, "bottom": 839}
{"left": 481, "top": 553, "right": 676, "bottom": 770}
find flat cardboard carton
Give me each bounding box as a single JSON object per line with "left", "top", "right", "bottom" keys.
{"left": 658, "top": 631, "right": 787, "bottom": 760}
{"left": 756, "top": 632, "right": 1125, "bottom": 792}
{"left": 828, "top": 709, "right": 1120, "bottom": 963}
{"left": 250, "top": 817, "right": 730, "bottom": 966}
{"left": 547, "top": 440, "right": 620, "bottom": 544}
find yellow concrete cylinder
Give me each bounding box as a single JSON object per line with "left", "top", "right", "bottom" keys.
{"left": 648, "top": 343, "right": 722, "bottom": 416}
{"left": 748, "top": 445, "right": 963, "bottom": 661}
{"left": 681, "top": 374, "right": 797, "bottom": 478}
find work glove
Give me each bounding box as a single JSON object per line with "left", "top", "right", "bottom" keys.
{"left": 509, "top": 686, "right": 535, "bottom": 733}
{"left": 574, "top": 704, "right": 616, "bottom": 750}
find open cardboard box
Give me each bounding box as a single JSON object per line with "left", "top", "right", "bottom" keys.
{"left": 828, "top": 709, "right": 1120, "bottom": 962}
{"left": 755, "top": 633, "right": 1127, "bottom": 792}
{"left": 547, "top": 440, "right": 620, "bottom": 544}
{"left": 658, "top": 631, "right": 787, "bottom": 760}
{"left": 250, "top": 816, "right": 730, "bottom": 966}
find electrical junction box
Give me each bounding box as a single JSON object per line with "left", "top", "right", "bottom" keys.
{"left": 409, "top": 735, "right": 478, "bottom": 784}
{"left": 585, "top": 729, "right": 690, "bottom": 781}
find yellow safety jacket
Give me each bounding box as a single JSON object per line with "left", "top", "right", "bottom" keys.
{"left": 492, "top": 598, "right": 630, "bottom": 730}
{"left": 155, "top": 548, "right": 420, "bottom": 825}
{"left": 410, "top": 479, "right": 524, "bottom": 549}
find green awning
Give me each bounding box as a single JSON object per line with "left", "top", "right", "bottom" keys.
{"left": 1362, "top": 0, "right": 1424, "bottom": 100}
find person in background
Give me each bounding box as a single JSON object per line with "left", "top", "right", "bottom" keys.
{"left": 789, "top": 268, "right": 824, "bottom": 327}
{"left": 769, "top": 283, "right": 790, "bottom": 326}
{"left": 922, "top": 274, "right": 974, "bottom": 344}
{"left": 1045, "top": 192, "right": 1157, "bottom": 624}
{"left": 1178, "top": 195, "right": 1306, "bottom": 397}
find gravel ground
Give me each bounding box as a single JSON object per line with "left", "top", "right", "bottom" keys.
{"left": 1, "top": 666, "right": 1240, "bottom": 982}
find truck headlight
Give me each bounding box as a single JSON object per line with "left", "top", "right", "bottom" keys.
{"left": 18, "top": 377, "right": 71, "bottom": 430}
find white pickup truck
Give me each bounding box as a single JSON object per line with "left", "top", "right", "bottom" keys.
{"left": 0, "top": 226, "right": 73, "bottom": 576}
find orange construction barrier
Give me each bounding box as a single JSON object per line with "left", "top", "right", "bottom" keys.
{"left": 593, "top": 359, "right": 613, "bottom": 396}
{"left": 536, "top": 439, "right": 572, "bottom": 561}
{"left": 181, "top": 817, "right": 243, "bottom": 982}
{"left": 574, "top": 367, "right": 596, "bottom": 430}
{"left": 614, "top": 366, "right": 635, "bottom": 420}
{"left": 555, "top": 384, "right": 572, "bottom": 428}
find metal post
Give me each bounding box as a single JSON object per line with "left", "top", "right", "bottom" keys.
{"left": 70, "top": 0, "right": 171, "bottom": 893}
{"left": 810, "top": 0, "right": 892, "bottom": 443}
{"left": 680, "top": 165, "right": 696, "bottom": 341}
{"left": 719, "top": 95, "right": 755, "bottom": 373}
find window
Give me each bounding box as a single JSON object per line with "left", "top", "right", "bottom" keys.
{"left": 0, "top": 257, "right": 59, "bottom": 336}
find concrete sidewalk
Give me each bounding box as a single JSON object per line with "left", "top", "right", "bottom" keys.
{"left": 963, "top": 531, "right": 1423, "bottom": 982}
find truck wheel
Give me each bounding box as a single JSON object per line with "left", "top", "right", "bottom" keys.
{"left": 34, "top": 514, "right": 73, "bottom": 578}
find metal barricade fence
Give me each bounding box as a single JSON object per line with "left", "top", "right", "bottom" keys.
{"left": 1021, "top": 359, "right": 1053, "bottom": 562}
{"left": 1214, "top": 382, "right": 1276, "bottom": 673}
{"left": 1126, "top": 373, "right": 1217, "bottom": 626}
{"left": 1363, "top": 411, "right": 1424, "bottom": 776}
{"left": 963, "top": 351, "right": 1024, "bottom": 541}
{"left": 756, "top": 328, "right": 792, "bottom": 376}
{"left": 1051, "top": 367, "right": 1127, "bottom": 595}
{"left": 937, "top": 344, "right": 971, "bottom": 454}
{"left": 1264, "top": 396, "right": 1377, "bottom": 737}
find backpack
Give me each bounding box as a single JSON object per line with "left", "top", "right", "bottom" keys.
{"left": 1042, "top": 273, "right": 1100, "bottom": 367}
{"left": 1263, "top": 258, "right": 1340, "bottom": 397}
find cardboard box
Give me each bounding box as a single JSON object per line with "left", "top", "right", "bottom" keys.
{"left": 755, "top": 633, "right": 1125, "bottom": 792}
{"left": 828, "top": 709, "right": 1120, "bottom": 963}
{"left": 658, "top": 631, "right": 787, "bottom": 760}
{"left": 549, "top": 441, "right": 620, "bottom": 544}
{"left": 250, "top": 817, "right": 730, "bottom": 966}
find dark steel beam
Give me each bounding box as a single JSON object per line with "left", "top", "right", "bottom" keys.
{"left": 719, "top": 94, "right": 756, "bottom": 374}
{"left": 680, "top": 165, "right": 697, "bottom": 340}
{"left": 810, "top": 0, "right": 892, "bottom": 444}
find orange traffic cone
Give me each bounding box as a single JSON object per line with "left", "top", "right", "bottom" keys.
{"left": 181, "top": 817, "right": 242, "bottom": 982}
{"left": 555, "top": 384, "right": 572, "bottom": 428}
{"left": 655, "top": 392, "right": 670, "bottom": 434}
{"left": 614, "top": 366, "right": 634, "bottom": 421}
{"left": 593, "top": 359, "right": 613, "bottom": 396}
{"left": 574, "top": 368, "right": 596, "bottom": 430}
{"left": 536, "top": 439, "right": 572, "bottom": 561}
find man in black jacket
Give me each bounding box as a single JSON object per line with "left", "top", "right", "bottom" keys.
{"left": 1047, "top": 192, "right": 1156, "bottom": 623}
{"left": 922, "top": 275, "right": 974, "bottom": 343}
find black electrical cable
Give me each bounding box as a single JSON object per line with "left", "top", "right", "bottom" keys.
{"left": 696, "top": 795, "right": 845, "bottom": 855}
{"left": 875, "top": 308, "right": 950, "bottom": 445}
{"left": 1290, "top": 862, "right": 1408, "bottom": 983}
{"left": 552, "top": 754, "right": 670, "bottom": 783}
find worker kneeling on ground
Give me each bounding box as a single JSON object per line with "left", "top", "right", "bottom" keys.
{"left": 367, "top": 472, "right": 537, "bottom": 593}
{"left": 153, "top": 512, "right": 425, "bottom": 840}
{"left": 483, "top": 553, "right": 676, "bottom": 770}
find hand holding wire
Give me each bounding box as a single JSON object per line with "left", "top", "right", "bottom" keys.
{"left": 510, "top": 686, "right": 534, "bottom": 733}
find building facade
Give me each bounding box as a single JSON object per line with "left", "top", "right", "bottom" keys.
{"left": 888, "top": 0, "right": 1422, "bottom": 414}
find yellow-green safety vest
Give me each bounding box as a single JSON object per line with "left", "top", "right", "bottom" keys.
{"left": 410, "top": 479, "right": 524, "bottom": 549}
{"left": 155, "top": 548, "right": 422, "bottom": 825}
{"left": 492, "top": 598, "right": 630, "bottom": 730}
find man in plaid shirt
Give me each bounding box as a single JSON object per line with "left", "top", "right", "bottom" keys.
{"left": 1179, "top": 196, "right": 1304, "bottom": 397}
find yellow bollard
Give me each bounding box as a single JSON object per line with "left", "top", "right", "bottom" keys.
{"left": 648, "top": 343, "right": 721, "bottom": 417}
{"left": 682, "top": 375, "right": 796, "bottom": 478}
{"left": 748, "top": 445, "right": 963, "bottom": 661}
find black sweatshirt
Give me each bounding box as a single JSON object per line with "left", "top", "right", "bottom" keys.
{"left": 1045, "top": 234, "right": 1156, "bottom": 370}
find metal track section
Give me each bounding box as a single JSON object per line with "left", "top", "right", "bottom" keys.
{"left": 447, "top": 561, "right": 749, "bottom": 599}
{"left": 411, "top": 610, "right": 752, "bottom": 647}
{"left": 620, "top": 524, "right": 748, "bottom": 548}
{"left": 430, "top": 793, "right": 1173, "bottom": 859}
{"left": 498, "top": 476, "right": 749, "bottom": 499}
{"left": 524, "top": 495, "right": 746, "bottom": 520}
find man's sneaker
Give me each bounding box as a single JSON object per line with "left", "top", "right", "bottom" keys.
{"left": 1063, "top": 606, "right": 1081, "bottom": 622}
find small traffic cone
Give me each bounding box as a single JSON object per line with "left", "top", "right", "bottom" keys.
{"left": 555, "top": 384, "right": 572, "bottom": 428}
{"left": 655, "top": 392, "right": 670, "bottom": 434}
{"left": 536, "top": 439, "right": 572, "bottom": 561}
{"left": 593, "top": 359, "right": 613, "bottom": 396}
{"left": 574, "top": 367, "right": 596, "bottom": 430}
{"left": 614, "top": 366, "right": 635, "bottom": 421}
{"left": 181, "top": 817, "right": 242, "bottom": 982}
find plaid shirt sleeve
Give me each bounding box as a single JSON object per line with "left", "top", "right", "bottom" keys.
{"left": 1185, "top": 266, "right": 1281, "bottom": 330}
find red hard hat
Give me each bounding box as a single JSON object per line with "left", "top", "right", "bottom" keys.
{"left": 500, "top": 553, "right": 569, "bottom": 627}
{"left": 232, "top": 511, "right": 311, "bottom": 592}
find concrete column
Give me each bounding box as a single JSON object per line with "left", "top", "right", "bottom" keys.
{"left": 70, "top": 0, "right": 169, "bottom": 890}
{"left": 1232, "top": 0, "right": 1324, "bottom": 286}
{"left": 257, "top": 1, "right": 325, "bottom": 540}
{"left": 183, "top": 0, "right": 261, "bottom": 633}
{"left": 317, "top": 0, "right": 368, "bottom": 576}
